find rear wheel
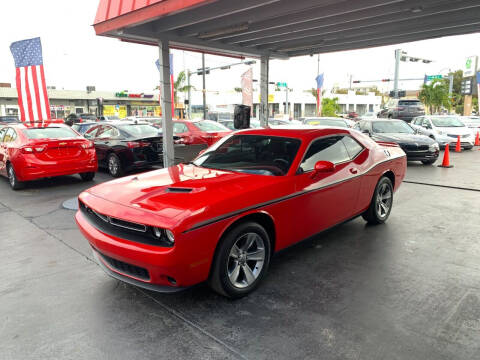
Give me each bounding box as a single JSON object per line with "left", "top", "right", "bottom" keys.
{"left": 107, "top": 153, "right": 123, "bottom": 177}
{"left": 80, "top": 172, "right": 95, "bottom": 181}
{"left": 7, "top": 164, "right": 24, "bottom": 190}
{"left": 209, "top": 222, "right": 271, "bottom": 299}
{"left": 362, "top": 176, "right": 393, "bottom": 224}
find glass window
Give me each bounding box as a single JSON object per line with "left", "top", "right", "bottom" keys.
{"left": 342, "top": 136, "right": 364, "bottom": 158}
{"left": 173, "top": 123, "right": 188, "bottom": 134}
{"left": 24, "top": 127, "right": 79, "bottom": 139}
{"left": 300, "top": 136, "right": 350, "bottom": 172}
{"left": 398, "top": 100, "right": 421, "bottom": 106}
{"left": 372, "top": 120, "right": 415, "bottom": 134}
{"left": 0, "top": 128, "right": 6, "bottom": 142}
{"left": 430, "top": 117, "right": 464, "bottom": 127}
{"left": 304, "top": 118, "right": 348, "bottom": 127}
{"left": 193, "top": 135, "right": 301, "bottom": 176}
{"left": 118, "top": 124, "right": 159, "bottom": 138}
{"left": 422, "top": 119, "right": 431, "bottom": 128}
{"left": 193, "top": 120, "right": 230, "bottom": 132}
{"left": 96, "top": 126, "right": 119, "bottom": 139}
{"left": 84, "top": 125, "right": 101, "bottom": 138}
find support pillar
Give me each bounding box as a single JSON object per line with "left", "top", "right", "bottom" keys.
{"left": 158, "top": 39, "right": 175, "bottom": 167}
{"left": 260, "top": 55, "right": 269, "bottom": 127}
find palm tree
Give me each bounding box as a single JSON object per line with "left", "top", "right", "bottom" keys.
{"left": 173, "top": 71, "right": 193, "bottom": 104}
{"left": 419, "top": 79, "right": 450, "bottom": 114}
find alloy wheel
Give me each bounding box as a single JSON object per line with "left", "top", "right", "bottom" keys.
{"left": 108, "top": 156, "right": 119, "bottom": 175}
{"left": 376, "top": 183, "right": 392, "bottom": 219}
{"left": 227, "top": 233, "right": 266, "bottom": 289}
{"left": 8, "top": 166, "right": 15, "bottom": 187}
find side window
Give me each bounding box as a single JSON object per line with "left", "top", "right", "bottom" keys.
{"left": 173, "top": 123, "right": 188, "bottom": 134}
{"left": 353, "top": 121, "right": 361, "bottom": 130}
{"left": 0, "top": 128, "right": 7, "bottom": 142}
{"left": 96, "top": 126, "right": 117, "bottom": 139}
{"left": 84, "top": 125, "right": 101, "bottom": 139}
{"left": 300, "top": 136, "right": 350, "bottom": 172}
{"left": 422, "top": 119, "right": 431, "bottom": 128}
{"left": 342, "top": 136, "right": 364, "bottom": 159}
{"left": 3, "top": 128, "right": 16, "bottom": 143}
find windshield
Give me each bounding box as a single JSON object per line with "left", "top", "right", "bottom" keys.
{"left": 193, "top": 120, "right": 230, "bottom": 132}
{"left": 25, "top": 127, "right": 79, "bottom": 139}
{"left": 398, "top": 100, "right": 421, "bottom": 106}
{"left": 193, "top": 134, "right": 301, "bottom": 176}
{"left": 372, "top": 121, "right": 414, "bottom": 134}
{"left": 118, "top": 124, "right": 160, "bottom": 138}
{"left": 431, "top": 117, "right": 464, "bottom": 127}
{"left": 304, "top": 119, "right": 347, "bottom": 127}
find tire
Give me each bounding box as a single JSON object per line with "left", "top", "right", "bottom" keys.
{"left": 7, "top": 164, "right": 25, "bottom": 190}
{"left": 421, "top": 159, "right": 437, "bottom": 165}
{"left": 362, "top": 176, "right": 393, "bottom": 225}
{"left": 388, "top": 114, "right": 393, "bottom": 119}
{"left": 80, "top": 172, "right": 95, "bottom": 181}
{"left": 208, "top": 222, "right": 271, "bottom": 299}
{"left": 107, "top": 153, "right": 124, "bottom": 177}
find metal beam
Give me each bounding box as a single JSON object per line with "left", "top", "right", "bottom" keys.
{"left": 237, "top": 0, "right": 479, "bottom": 47}
{"left": 259, "top": 56, "right": 269, "bottom": 127}
{"left": 152, "top": 0, "right": 281, "bottom": 33}
{"left": 158, "top": 39, "right": 175, "bottom": 168}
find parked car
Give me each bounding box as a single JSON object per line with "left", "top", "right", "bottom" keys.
{"left": 171, "top": 119, "right": 231, "bottom": 146}
{"left": 347, "top": 111, "right": 359, "bottom": 119}
{"left": 410, "top": 115, "right": 474, "bottom": 150}
{"left": 75, "top": 127, "right": 406, "bottom": 298}
{"left": 379, "top": 99, "right": 425, "bottom": 122}
{"left": 359, "top": 112, "right": 378, "bottom": 120}
{"left": 98, "top": 115, "right": 121, "bottom": 121}
{"left": 72, "top": 121, "right": 100, "bottom": 135}
{"left": 218, "top": 119, "right": 262, "bottom": 130}
{"left": 0, "top": 115, "right": 20, "bottom": 126}
{"left": 354, "top": 119, "right": 439, "bottom": 164}
{"left": 459, "top": 116, "right": 480, "bottom": 136}
{"left": 303, "top": 117, "right": 349, "bottom": 128}
{"left": 0, "top": 123, "right": 97, "bottom": 190}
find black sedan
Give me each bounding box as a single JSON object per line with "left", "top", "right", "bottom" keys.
{"left": 84, "top": 121, "right": 206, "bottom": 177}
{"left": 354, "top": 119, "right": 439, "bottom": 165}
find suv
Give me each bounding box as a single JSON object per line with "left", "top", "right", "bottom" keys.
{"left": 380, "top": 99, "right": 425, "bottom": 122}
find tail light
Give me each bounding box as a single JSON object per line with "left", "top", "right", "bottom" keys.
{"left": 127, "top": 141, "right": 149, "bottom": 148}
{"left": 81, "top": 141, "right": 94, "bottom": 149}
{"left": 21, "top": 145, "right": 46, "bottom": 154}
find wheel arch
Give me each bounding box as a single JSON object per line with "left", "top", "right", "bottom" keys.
{"left": 381, "top": 169, "right": 395, "bottom": 189}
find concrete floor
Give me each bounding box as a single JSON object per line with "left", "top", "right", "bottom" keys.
{"left": 1, "top": 151, "right": 480, "bottom": 360}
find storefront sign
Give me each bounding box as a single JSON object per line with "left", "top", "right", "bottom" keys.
{"left": 115, "top": 91, "right": 154, "bottom": 99}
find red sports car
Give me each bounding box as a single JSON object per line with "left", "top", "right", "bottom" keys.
{"left": 75, "top": 127, "right": 406, "bottom": 298}
{"left": 0, "top": 123, "right": 97, "bottom": 190}
{"left": 172, "top": 119, "right": 231, "bottom": 146}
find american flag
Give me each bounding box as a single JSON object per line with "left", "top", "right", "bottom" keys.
{"left": 10, "top": 37, "right": 51, "bottom": 124}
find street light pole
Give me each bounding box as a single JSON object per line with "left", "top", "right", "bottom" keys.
{"left": 393, "top": 49, "right": 401, "bottom": 99}
{"left": 187, "top": 70, "right": 191, "bottom": 119}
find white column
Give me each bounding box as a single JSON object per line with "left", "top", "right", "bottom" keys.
{"left": 158, "top": 39, "right": 175, "bottom": 167}
{"left": 260, "top": 55, "right": 269, "bottom": 127}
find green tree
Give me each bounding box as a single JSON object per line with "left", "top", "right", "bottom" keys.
{"left": 419, "top": 79, "right": 451, "bottom": 114}
{"left": 173, "top": 71, "right": 193, "bottom": 104}
{"left": 322, "top": 97, "right": 341, "bottom": 117}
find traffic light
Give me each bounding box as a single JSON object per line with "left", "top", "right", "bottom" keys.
{"left": 197, "top": 67, "right": 210, "bottom": 75}
{"left": 352, "top": 80, "right": 360, "bottom": 84}
{"left": 382, "top": 79, "right": 391, "bottom": 82}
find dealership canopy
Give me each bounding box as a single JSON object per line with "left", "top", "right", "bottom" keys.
{"left": 93, "top": 0, "right": 480, "bottom": 165}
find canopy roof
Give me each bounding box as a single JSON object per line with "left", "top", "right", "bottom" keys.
{"left": 94, "top": 0, "right": 480, "bottom": 59}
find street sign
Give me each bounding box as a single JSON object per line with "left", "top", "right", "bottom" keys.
{"left": 426, "top": 75, "right": 442, "bottom": 81}
{"left": 463, "top": 56, "right": 477, "bottom": 77}
{"left": 276, "top": 82, "right": 287, "bottom": 88}
{"left": 461, "top": 78, "right": 473, "bottom": 95}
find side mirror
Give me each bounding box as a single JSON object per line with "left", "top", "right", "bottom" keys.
{"left": 362, "top": 129, "right": 371, "bottom": 136}
{"left": 311, "top": 161, "right": 335, "bottom": 178}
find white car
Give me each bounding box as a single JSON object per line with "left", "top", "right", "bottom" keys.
{"left": 460, "top": 116, "right": 480, "bottom": 137}
{"left": 410, "top": 115, "right": 474, "bottom": 150}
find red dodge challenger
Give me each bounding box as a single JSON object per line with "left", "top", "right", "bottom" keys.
{"left": 76, "top": 127, "right": 406, "bottom": 298}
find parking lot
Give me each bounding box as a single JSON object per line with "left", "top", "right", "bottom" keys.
{"left": 1, "top": 149, "right": 479, "bottom": 360}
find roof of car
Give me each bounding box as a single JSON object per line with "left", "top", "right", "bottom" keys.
{"left": 7, "top": 121, "right": 68, "bottom": 129}
{"left": 234, "top": 126, "right": 351, "bottom": 141}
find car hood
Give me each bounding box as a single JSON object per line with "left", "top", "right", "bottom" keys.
{"left": 372, "top": 133, "right": 434, "bottom": 145}
{"left": 435, "top": 127, "right": 471, "bottom": 135}
{"left": 85, "top": 164, "right": 286, "bottom": 228}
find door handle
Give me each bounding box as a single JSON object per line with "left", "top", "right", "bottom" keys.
{"left": 349, "top": 168, "right": 358, "bottom": 174}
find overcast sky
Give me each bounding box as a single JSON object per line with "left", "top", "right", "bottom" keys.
{"left": 1, "top": 0, "right": 479, "bottom": 98}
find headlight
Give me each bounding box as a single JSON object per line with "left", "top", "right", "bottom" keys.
{"left": 152, "top": 227, "right": 163, "bottom": 239}
{"left": 165, "top": 230, "right": 175, "bottom": 244}
{"left": 429, "top": 142, "right": 439, "bottom": 151}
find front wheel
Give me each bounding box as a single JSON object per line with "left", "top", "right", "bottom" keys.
{"left": 80, "top": 172, "right": 95, "bottom": 181}
{"left": 362, "top": 176, "right": 393, "bottom": 224}
{"left": 107, "top": 153, "right": 124, "bottom": 177}
{"left": 209, "top": 222, "right": 271, "bottom": 299}
{"left": 7, "top": 164, "right": 25, "bottom": 190}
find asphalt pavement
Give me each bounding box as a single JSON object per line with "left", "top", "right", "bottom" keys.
{"left": 1, "top": 152, "right": 480, "bottom": 360}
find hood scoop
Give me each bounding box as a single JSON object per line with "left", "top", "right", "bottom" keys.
{"left": 165, "top": 187, "right": 193, "bottom": 193}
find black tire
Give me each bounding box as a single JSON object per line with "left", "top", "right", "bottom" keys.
{"left": 208, "top": 222, "right": 271, "bottom": 299}
{"left": 80, "top": 172, "right": 95, "bottom": 181}
{"left": 107, "top": 153, "right": 124, "bottom": 177}
{"left": 421, "top": 159, "right": 437, "bottom": 165}
{"left": 362, "top": 176, "right": 393, "bottom": 225}
{"left": 7, "top": 163, "right": 25, "bottom": 190}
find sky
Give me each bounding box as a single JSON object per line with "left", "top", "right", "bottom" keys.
{"left": 1, "top": 0, "right": 479, "bottom": 100}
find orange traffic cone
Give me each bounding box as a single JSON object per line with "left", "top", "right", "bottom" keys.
{"left": 455, "top": 136, "right": 461, "bottom": 152}
{"left": 475, "top": 131, "right": 480, "bottom": 146}
{"left": 438, "top": 143, "right": 453, "bottom": 168}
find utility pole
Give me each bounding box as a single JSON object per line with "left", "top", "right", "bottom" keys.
{"left": 202, "top": 53, "right": 207, "bottom": 120}
{"left": 187, "top": 70, "right": 191, "bottom": 119}
{"left": 393, "top": 49, "right": 401, "bottom": 99}
{"left": 285, "top": 87, "right": 289, "bottom": 116}
{"left": 349, "top": 74, "right": 352, "bottom": 90}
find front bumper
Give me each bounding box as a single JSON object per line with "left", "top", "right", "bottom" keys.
{"left": 436, "top": 136, "right": 474, "bottom": 149}
{"left": 404, "top": 150, "right": 439, "bottom": 161}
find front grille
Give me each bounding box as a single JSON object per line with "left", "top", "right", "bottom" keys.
{"left": 447, "top": 134, "right": 469, "bottom": 138}
{"left": 401, "top": 144, "right": 429, "bottom": 151}
{"left": 98, "top": 250, "right": 150, "bottom": 281}
{"left": 79, "top": 201, "right": 173, "bottom": 247}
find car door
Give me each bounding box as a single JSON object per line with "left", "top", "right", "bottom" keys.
{"left": 0, "top": 127, "right": 8, "bottom": 175}
{"left": 421, "top": 118, "right": 434, "bottom": 137}
{"left": 289, "top": 135, "right": 364, "bottom": 242}
{"left": 93, "top": 125, "right": 117, "bottom": 165}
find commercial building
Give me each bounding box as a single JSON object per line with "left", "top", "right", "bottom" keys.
{"left": 0, "top": 86, "right": 161, "bottom": 119}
